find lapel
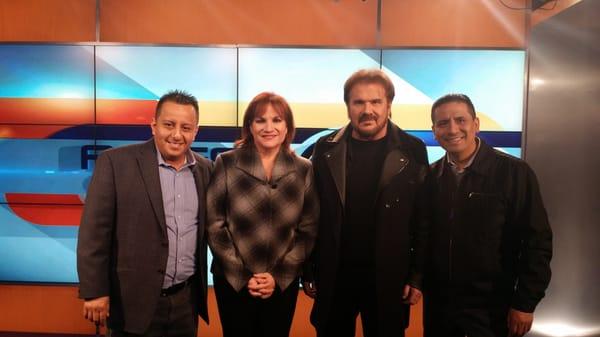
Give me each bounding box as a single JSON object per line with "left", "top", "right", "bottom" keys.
{"left": 190, "top": 153, "right": 207, "bottom": 256}
{"left": 234, "top": 147, "right": 296, "bottom": 183}
{"left": 323, "top": 125, "right": 349, "bottom": 207}
{"left": 326, "top": 123, "right": 411, "bottom": 202}
{"left": 320, "top": 126, "right": 349, "bottom": 252}
{"left": 377, "top": 148, "right": 410, "bottom": 194}
{"left": 137, "top": 139, "right": 167, "bottom": 236}
{"left": 235, "top": 147, "right": 266, "bottom": 181}
{"left": 190, "top": 157, "right": 206, "bottom": 222}
{"left": 271, "top": 150, "right": 296, "bottom": 182}
{"left": 375, "top": 122, "right": 411, "bottom": 199}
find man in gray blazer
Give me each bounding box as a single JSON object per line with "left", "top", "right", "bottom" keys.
{"left": 77, "top": 90, "right": 212, "bottom": 336}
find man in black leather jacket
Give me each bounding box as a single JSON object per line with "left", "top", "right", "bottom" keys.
{"left": 303, "top": 69, "right": 429, "bottom": 337}
{"left": 424, "top": 93, "right": 552, "bottom": 337}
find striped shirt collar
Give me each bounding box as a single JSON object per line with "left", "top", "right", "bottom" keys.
{"left": 446, "top": 137, "right": 481, "bottom": 174}
{"left": 156, "top": 146, "right": 197, "bottom": 169}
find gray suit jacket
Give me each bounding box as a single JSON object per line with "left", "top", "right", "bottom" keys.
{"left": 77, "top": 139, "right": 211, "bottom": 333}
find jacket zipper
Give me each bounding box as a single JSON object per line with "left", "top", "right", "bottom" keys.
{"left": 448, "top": 238, "right": 453, "bottom": 283}
{"left": 449, "top": 197, "right": 454, "bottom": 283}
{"left": 448, "top": 184, "right": 458, "bottom": 283}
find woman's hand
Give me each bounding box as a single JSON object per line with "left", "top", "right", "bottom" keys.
{"left": 247, "top": 272, "right": 276, "bottom": 299}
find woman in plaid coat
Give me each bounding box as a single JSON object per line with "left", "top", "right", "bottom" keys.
{"left": 207, "top": 92, "right": 319, "bottom": 337}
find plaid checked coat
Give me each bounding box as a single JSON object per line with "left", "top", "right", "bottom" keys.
{"left": 207, "top": 147, "right": 319, "bottom": 292}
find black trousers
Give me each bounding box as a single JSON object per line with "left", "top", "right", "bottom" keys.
{"left": 424, "top": 295, "right": 509, "bottom": 337}
{"left": 111, "top": 281, "right": 198, "bottom": 337}
{"left": 213, "top": 274, "right": 299, "bottom": 337}
{"left": 318, "top": 273, "right": 386, "bottom": 337}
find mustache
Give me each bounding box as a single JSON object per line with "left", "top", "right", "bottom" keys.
{"left": 358, "top": 114, "right": 377, "bottom": 123}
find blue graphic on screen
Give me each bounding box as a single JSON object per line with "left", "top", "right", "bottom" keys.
{"left": 96, "top": 46, "right": 237, "bottom": 100}
{"left": 0, "top": 45, "right": 525, "bottom": 284}
{"left": 0, "top": 45, "right": 94, "bottom": 99}
{"left": 239, "top": 48, "right": 380, "bottom": 103}
{"left": 382, "top": 49, "right": 525, "bottom": 131}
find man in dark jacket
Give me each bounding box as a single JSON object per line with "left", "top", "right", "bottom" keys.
{"left": 77, "top": 90, "right": 211, "bottom": 336}
{"left": 425, "top": 93, "right": 552, "bottom": 337}
{"left": 303, "top": 69, "right": 429, "bottom": 337}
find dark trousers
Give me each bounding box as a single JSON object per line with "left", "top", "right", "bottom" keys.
{"left": 111, "top": 281, "right": 198, "bottom": 337}
{"left": 318, "top": 273, "right": 385, "bottom": 337}
{"left": 213, "top": 274, "right": 299, "bottom": 337}
{"left": 424, "top": 296, "right": 509, "bottom": 337}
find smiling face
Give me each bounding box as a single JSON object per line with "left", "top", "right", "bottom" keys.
{"left": 151, "top": 101, "right": 198, "bottom": 168}
{"left": 347, "top": 82, "right": 391, "bottom": 141}
{"left": 250, "top": 104, "right": 288, "bottom": 154}
{"left": 432, "top": 101, "right": 480, "bottom": 162}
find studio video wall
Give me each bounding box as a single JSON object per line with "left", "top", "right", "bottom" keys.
{"left": 0, "top": 44, "right": 525, "bottom": 284}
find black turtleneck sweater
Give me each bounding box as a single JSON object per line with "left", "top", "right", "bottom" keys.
{"left": 340, "top": 135, "right": 387, "bottom": 275}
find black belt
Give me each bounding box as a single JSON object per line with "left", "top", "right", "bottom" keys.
{"left": 161, "top": 277, "right": 193, "bottom": 297}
